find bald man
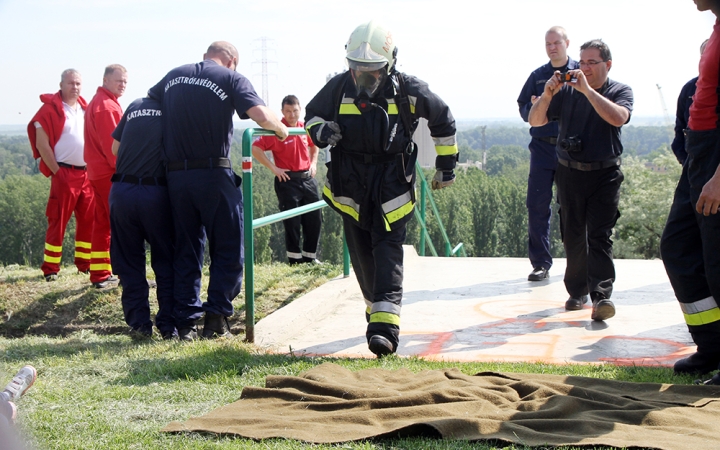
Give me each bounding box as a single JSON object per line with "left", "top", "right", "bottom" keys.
{"left": 149, "top": 41, "right": 288, "bottom": 341}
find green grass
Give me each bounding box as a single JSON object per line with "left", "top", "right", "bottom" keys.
{"left": 0, "top": 263, "right": 699, "bottom": 449}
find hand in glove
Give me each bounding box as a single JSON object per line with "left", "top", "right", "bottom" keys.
{"left": 431, "top": 170, "right": 455, "bottom": 190}
{"left": 316, "top": 121, "right": 342, "bottom": 146}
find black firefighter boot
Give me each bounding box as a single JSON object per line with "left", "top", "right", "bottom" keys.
{"left": 202, "top": 313, "right": 232, "bottom": 339}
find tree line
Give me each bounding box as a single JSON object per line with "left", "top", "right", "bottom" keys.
{"left": 0, "top": 126, "right": 680, "bottom": 268}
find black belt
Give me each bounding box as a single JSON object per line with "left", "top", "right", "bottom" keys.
{"left": 558, "top": 157, "right": 620, "bottom": 171}
{"left": 343, "top": 151, "right": 397, "bottom": 164}
{"left": 536, "top": 136, "right": 558, "bottom": 145}
{"left": 111, "top": 173, "right": 167, "bottom": 186}
{"left": 286, "top": 170, "right": 311, "bottom": 179}
{"left": 58, "top": 162, "right": 86, "bottom": 171}
{"left": 166, "top": 157, "right": 232, "bottom": 172}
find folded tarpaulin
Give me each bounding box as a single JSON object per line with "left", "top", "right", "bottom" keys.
{"left": 163, "top": 362, "right": 720, "bottom": 449}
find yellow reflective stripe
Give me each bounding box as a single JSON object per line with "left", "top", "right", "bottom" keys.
{"left": 385, "top": 200, "right": 414, "bottom": 225}
{"left": 684, "top": 309, "right": 720, "bottom": 326}
{"left": 90, "top": 263, "right": 112, "bottom": 271}
{"left": 387, "top": 104, "right": 399, "bottom": 115}
{"left": 45, "top": 242, "right": 62, "bottom": 253}
{"left": 369, "top": 312, "right": 401, "bottom": 326}
{"left": 323, "top": 184, "right": 360, "bottom": 221}
{"left": 75, "top": 241, "right": 91, "bottom": 249}
{"left": 91, "top": 251, "right": 110, "bottom": 259}
{"left": 436, "top": 144, "right": 459, "bottom": 156}
{"left": 339, "top": 104, "right": 361, "bottom": 115}
{"left": 44, "top": 255, "right": 61, "bottom": 264}
{"left": 365, "top": 306, "right": 372, "bottom": 315}
{"left": 74, "top": 251, "right": 91, "bottom": 260}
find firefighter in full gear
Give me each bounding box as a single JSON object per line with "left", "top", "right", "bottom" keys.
{"left": 305, "top": 21, "right": 458, "bottom": 357}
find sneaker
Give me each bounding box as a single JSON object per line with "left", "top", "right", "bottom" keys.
{"left": 201, "top": 313, "right": 232, "bottom": 339}
{"left": 565, "top": 295, "right": 589, "bottom": 311}
{"left": 178, "top": 326, "right": 197, "bottom": 342}
{"left": 368, "top": 335, "right": 394, "bottom": 358}
{"left": 591, "top": 298, "right": 616, "bottom": 321}
{"left": 528, "top": 267, "right": 549, "bottom": 281}
{"left": 2, "top": 365, "right": 37, "bottom": 402}
{"left": 93, "top": 275, "right": 119, "bottom": 289}
{"left": 44, "top": 273, "right": 57, "bottom": 282}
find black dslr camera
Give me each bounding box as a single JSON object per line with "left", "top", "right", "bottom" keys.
{"left": 560, "top": 136, "right": 582, "bottom": 153}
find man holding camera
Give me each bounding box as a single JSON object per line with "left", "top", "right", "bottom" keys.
{"left": 517, "top": 26, "right": 578, "bottom": 282}
{"left": 529, "top": 39, "right": 633, "bottom": 321}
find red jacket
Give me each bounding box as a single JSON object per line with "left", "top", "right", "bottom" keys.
{"left": 84, "top": 87, "right": 122, "bottom": 180}
{"left": 27, "top": 91, "right": 88, "bottom": 177}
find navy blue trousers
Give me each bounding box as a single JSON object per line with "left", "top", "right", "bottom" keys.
{"left": 167, "top": 168, "right": 243, "bottom": 328}
{"left": 274, "top": 177, "right": 322, "bottom": 262}
{"left": 555, "top": 164, "right": 623, "bottom": 300}
{"left": 527, "top": 139, "right": 557, "bottom": 270}
{"left": 661, "top": 129, "right": 720, "bottom": 352}
{"left": 109, "top": 182, "right": 175, "bottom": 335}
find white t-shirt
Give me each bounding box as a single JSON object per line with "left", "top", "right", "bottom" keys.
{"left": 35, "top": 102, "right": 85, "bottom": 166}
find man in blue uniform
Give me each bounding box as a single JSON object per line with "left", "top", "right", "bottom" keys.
{"left": 148, "top": 41, "right": 288, "bottom": 341}
{"left": 109, "top": 96, "right": 176, "bottom": 340}
{"left": 305, "top": 21, "right": 458, "bottom": 357}
{"left": 671, "top": 40, "right": 707, "bottom": 165}
{"left": 517, "top": 26, "right": 578, "bottom": 282}
{"left": 529, "top": 39, "right": 633, "bottom": 321}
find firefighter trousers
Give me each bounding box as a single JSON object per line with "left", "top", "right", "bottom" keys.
{"left": 41, "top": 166, "right": 94, "bottom": 276}
{"left": 89, "top": 176, "right": 113, "bottom": 283}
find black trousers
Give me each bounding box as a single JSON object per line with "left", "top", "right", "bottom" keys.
{"left": 555, "top": 163, "right": 623, "bottom": 300}
{"left": 274, "top": 177, "right": 322, "bottom": 263}
{"left": 527, "top": 139, "right": 557, "bottom": 271}
{"left": 342, "top": 215, "right": 404, "bottom": 348}
{"left": 661, "top": 128, "right": 720, "bottom": 353}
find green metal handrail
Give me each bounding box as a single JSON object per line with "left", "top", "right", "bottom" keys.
{"left": 415, "top": 161, "right": 466, "bottom": 257}
{"left": 241, "top": 127, "right": 350, "bottom": 343}
{"left": 241, "top": 127, "right": 464, "bottom": 342}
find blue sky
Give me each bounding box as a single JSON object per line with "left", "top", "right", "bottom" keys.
{"left": 0, "top": 0, "right": 715, "bottom": 125}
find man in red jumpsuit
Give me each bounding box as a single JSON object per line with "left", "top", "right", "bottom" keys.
{"left": 84, "top": 64, "right": 127, "bottom": 288}
{"left": 27, "top": 69, "right": 95, "bottom": 282}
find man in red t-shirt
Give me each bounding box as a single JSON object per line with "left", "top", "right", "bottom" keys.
{"left": 27, "top": 69, "right": 95, "bottom": 281}
{"left": 252, "top": 95, "right": 322, "bottom": 264}
{"left": 84, "top": 64, "right": 127, "bottom": 288}
{"left": 661, "top": 0, "right": 720, "bottom": 381}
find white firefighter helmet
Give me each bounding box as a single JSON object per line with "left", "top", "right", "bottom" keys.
{"left": 345, "top": 20, "right": 397, "bottom": 74}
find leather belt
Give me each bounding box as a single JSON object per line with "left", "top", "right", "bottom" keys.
{"left": 558, "top": 157, "right": 620, "bottom": 171}
{"left": 58, "top": 162, "right": 86, "bottom": 170}
{"left": 536, "top": 136, "right": 558, "bottom": 145}
{"left": 111, "top": 173, "right": 167, "bottom": 186}
{"left": 166, "top": 157, "right": 231, "bottom": 172}
{"left": 286, "top": 170, "right": 311, "bottom": 179}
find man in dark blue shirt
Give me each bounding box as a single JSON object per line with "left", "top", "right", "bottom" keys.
{"left": 148, "top": 41, "right": 288, "bottom": 341}
{"left": 109, "top": 96, "right": 175, "bottom": 340}
{"left": 517, "top": 26, "right": 578, "bottom": 282}
{"left": 671, "top": 40, "right": 707, "bottom": 165}
{"left": 529, "top": 39, "right": 633, "bottom": 322}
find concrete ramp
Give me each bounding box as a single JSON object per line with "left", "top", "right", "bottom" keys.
{"left": 255, "top": 246, "right": 692, "bottom": 366}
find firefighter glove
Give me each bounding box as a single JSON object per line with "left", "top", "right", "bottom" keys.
{"left": 431, "top": 170, "right": 455, "bottom": 190}
{"left": 316, "top": 121, "right": 342, "bottom": 146}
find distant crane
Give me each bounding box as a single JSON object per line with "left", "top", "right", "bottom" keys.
{"left": 656, "top": 84, "right": 672, "bottom": 127}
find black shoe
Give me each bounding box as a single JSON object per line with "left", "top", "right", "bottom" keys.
{"left": 201, "top": 313, "right": 231, "bottom": 339}
{"left": 695, "top": 373, "right": 720, "bottom": 385}
{"left": 129, "top": 327, "right": 153, "bottom": 340}
{"left": 368, "top": 335, "right": 394, "bottom": 358}
{"left": 93, "top": 275, "right": 119, "bottom": 289}
{"left": 178, "top": 326, "right": 197, "bottom": 342}
{"left": 45, "top": 273, "right": 58, "bottom": 282}
{"left": 674, "top": 352, "right": 720, "bottom": 375}
{"left": 528, "top": 267, "right": 549, "bottom": 281}
{"left": 565, "top": 295, "right": 589, "bottom": 311}
{"left": 591, "top": 298, "right": 616, "bottom": 321}
{"left": 161, "top": 330, "right": 178, "bottom": 341}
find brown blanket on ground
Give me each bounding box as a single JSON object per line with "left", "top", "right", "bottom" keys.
{"left": 163, "top": 363, "right": 720, "bottom": 449}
